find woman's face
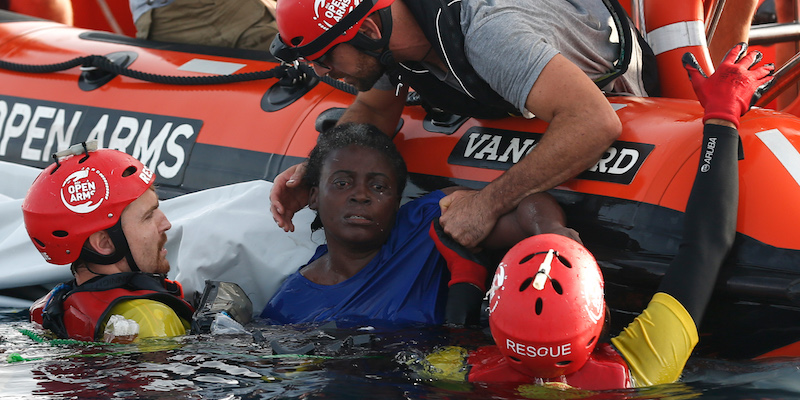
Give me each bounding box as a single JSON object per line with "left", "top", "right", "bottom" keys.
{"left": 309, "top": 145, "right": 401, "bottom": 249}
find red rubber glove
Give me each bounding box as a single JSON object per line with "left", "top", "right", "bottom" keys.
{"left": 682, "top": 42, "right": 775, "bottom": 128}
{"left": 429, "top": 220, "right": 487, "bottom": 291}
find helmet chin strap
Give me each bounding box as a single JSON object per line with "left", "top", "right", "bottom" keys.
{"left": 349, "top": 6, "right": 396, "bottom": 68}
{"left": 79, "top": 219, "right": 141, "bottom": 273}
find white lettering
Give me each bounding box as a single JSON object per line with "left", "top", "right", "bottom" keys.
{"left": 464, "top": 133, "right": 491, "bottom": 158}
{"left": 475, "top": 135, "right": 502, "bottom": 161}
{"left": 497, "top": 137, "right": 536, "bottom": 163}
{"left": 590, "top": 147, "right": 618, "bottom": 173}
{"left": 133, "top": 120, "right": 170, "bottom": 171}
{"left": 607, "top": 148, "right": 639, "bottom": 175}
{"left": 139, "top": 166, "right": 154, "bottom": 184}
{"left": 67, "top": 180, "right": 96, "bottom": 202}
{"left": 505, "top": 338, "right": 572, "bottom": 359}
{"left": 42, "top": 109, "right": 82, "bottom": 161}
{"left": 0, "top": 101, "right": 8, "bottom": 150}
{"left": 21, "top": 106, "right": 57, "bottom": 161}
{"left": 702, "top": 137, "right": 717, "bottom": 172}
{"left": 0, "top": 103, "right": 32, "bottom": 156}
{"left": 86, "top": 114, "right": 109, "bottom": 145}
{"left": 108, "top": 116, "right": 139, "bottom": 152}
{"left": 159, "top": 123, "right": 195, "bottom": 179}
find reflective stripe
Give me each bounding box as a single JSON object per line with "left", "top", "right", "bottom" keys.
{"left": 756, "top": 129, "right": 800, "bottom": 187}
{"left": 647, "top": 21, "right": 706, "bottom": 56}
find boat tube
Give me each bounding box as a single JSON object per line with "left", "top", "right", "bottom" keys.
{"left": 0, "top": 10, "right": 798, "bottom": 359}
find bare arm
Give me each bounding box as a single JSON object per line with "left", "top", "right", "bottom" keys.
{"left": 338, "top": 86, "right": 408, "bottom": 136}
{"left": 439, "top": 54, "right": 621, "bottom": 247}
{"left": 481, "top": 191, "right": 580, "bottom": 249}
{"left": 707, "top": 0, "right": 758, "bottom": 67}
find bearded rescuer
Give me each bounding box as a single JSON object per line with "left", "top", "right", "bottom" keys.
{"left": 24, "top": 144, "right": 193, "bottom": 343}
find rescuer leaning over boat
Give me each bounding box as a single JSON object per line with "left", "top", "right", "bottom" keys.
{"left": 23, "top": 145, "right": 193, "bottom": 343}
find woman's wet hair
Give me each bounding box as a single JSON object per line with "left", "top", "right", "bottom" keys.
{"left": 304, "top": 123, "right": 408, "bottom": 195}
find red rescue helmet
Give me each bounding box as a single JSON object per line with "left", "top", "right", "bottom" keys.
{"left": 271, "top": 0, "right": 395, "bottom": 63}
{"left": 21, "top": 144, "right": 156, "bottom": 265}
{"left": 488, "top": 234, "right": 605, "bottom": 378}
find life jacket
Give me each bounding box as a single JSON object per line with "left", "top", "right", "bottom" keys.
{"left": 466, "top": 343, "right": 632, "bottom": 390}
{"left": 30, "top": 272, "right": 194, "bottom": 342}
{"left": 390, "top": 0, "right": 656, "bottom": 119}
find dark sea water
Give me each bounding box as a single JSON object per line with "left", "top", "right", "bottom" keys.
{"left": 2, "top": 308, "right": 800, "bottom": 400}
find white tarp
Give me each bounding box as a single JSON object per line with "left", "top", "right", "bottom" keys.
{"left": 0, "top": 160, "right": 319, "bottom": 314}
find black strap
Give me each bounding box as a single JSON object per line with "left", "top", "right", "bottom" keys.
{"left": 288, "top": 0, "right": 376, "bottom": 58}
{"left": 41, "top": 273, "right": 193, "bottom": 339}
{"left": 598, "top": 0, "right": 661, "bottom": 96}
{"left": 41, "top": 282, "right": 75, "bottom": 339}
{"left": 594, "top": 0, "right": 634, "bottom": 89}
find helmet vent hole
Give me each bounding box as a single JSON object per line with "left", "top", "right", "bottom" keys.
{"left": 121, "top": 166, "right": 137, "bottom": 177}
{"left": 586, "top": 336, "right": 597, "bottom": 348}
{"left": 509, "top": 355, "right": 521, "bottom": 363}
{"left": 33, "top": 238, "right": 45, "bottom": 247}
{"left": 52, "top": 230, "right": 68, "bottom": 238}
{"left": 520, "top": 253, "right": 536, "bottom": 264}
{"left": 520, "top": 277, "right": 533, "bottom": 292}
{"left": 551, "top": 279, "right": 563, "bottom": 294}
{"left": 556, "top": 360, "right": 572, "bottom": 367}
{"left": 535, "top": 297, "right": 543, "bottom": 315}
{"left": 557, "top": 254, "right": 572, "bottom": 269}
{"left": 290, "top": 36, "right": 304, "bottom": 46}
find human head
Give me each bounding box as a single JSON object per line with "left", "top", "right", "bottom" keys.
{"left": 304, "top": 123, "right": 407, "bottom": 194}
{"left": 21, "top": 144, "right": 165, "bottom": 275}
{"left": 488, "top": 234, "right": 605, "bottom": 378}
{"left": 304, "top": 123, "right": 407, "bottom": 235}
{"left": 270, "top": 0, "right": 395, "bottom": 66}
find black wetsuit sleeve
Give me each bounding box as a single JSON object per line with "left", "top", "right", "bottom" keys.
{"left": 656, "top": 123, "right": 739, "bottom": 324}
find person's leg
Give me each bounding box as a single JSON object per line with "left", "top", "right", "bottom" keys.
{"left": 142, "top": 0, "right": 273, "bottom": 50}
{"left": 234, "top": 0, "right": 277, "bottom": 51}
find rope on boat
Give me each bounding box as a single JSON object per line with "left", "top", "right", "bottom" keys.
{"left": 0, "top": 54, "right": 358, "bottom": 95}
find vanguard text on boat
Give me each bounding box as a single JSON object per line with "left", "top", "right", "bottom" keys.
{"left": 0, "top": 4, "right": 798, "bottom": 359}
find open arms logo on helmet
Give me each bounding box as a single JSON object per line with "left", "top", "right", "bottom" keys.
{"left": 59, "top": 164, "right": 154, "bottom": 215}
{"left": 271, "top": 0, "right": 394, "bottom": 62}
{"left": 314, "top": 0, "right": 361, "bottom": 26}
{"left": 60, "top": 168, "right": 109, "bottom": 214}
{"left": 22, "top": 145, "right": 157, "bottom": 265}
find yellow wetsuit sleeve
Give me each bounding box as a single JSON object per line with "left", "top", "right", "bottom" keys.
{"left": 104, "top": 299, "right": 190, "bottom": 339}
{"left": 610, "top": 292, "right": 698, "bottom": 387}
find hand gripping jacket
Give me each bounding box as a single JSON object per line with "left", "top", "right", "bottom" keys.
{"left": 488, "top": 234, "right": 607, "bottom": 378}
{"left": 30, "top": 272, "right": 194, "bottom": 341}
{"left": 21, "top": 146, "right": 155, "bottom": 267}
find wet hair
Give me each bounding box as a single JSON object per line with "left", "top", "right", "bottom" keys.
{"left": 304, "top": 123, "right": 408, "bottom": 195}
{"left": 304, "top": 123, "right": 408, "bottom": 232}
